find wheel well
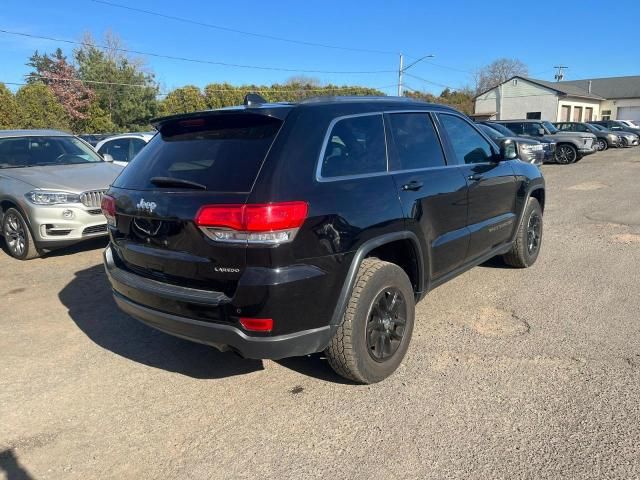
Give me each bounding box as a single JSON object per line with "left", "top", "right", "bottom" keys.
{"left": 0, "top": 200, "right": 18, "bottom": 213}
{"left": 530, "top": 188, "right": 545, "bottom": 213}
{"left": 366, "top": 239, "right": 420, "bottom": 293}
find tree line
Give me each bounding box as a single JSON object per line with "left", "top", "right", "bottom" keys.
{"left": 1, "top": 33, "right": 523, "bottom": 134}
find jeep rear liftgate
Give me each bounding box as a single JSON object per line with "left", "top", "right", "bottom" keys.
{"left": 104, "top": 112, "right": 285, "bottom": 296}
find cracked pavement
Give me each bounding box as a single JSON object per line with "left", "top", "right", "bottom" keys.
{"left": 1, "top": 147, "right": 639, "bottom": 479}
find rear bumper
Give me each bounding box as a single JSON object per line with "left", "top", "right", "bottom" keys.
{"left": 113, "top": 292, "right": 335, "bottom": 359}
{"left": 103, "top": 245, "right": 341, "bottom": 359}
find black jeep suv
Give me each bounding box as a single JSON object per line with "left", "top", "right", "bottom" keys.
{"left": 102, "top": 96, "right": 545, "bottom": 383}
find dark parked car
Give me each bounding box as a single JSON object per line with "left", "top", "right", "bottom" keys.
{"left": 554, "top": 122, "right": 620, "bottom": 151}
{"left": 102, "top": 96, "right": 545, "bottom": 383}
{"left": 589, "top": 122, "right": 639, "bottom": 147}
{"left": 591, "top": 120, "right": 640, "bottom": 138}
{"left": 489, "top": 120, "right": 596, "bottom": 164}
{"left": 479, "top": 121, "right": 555, "bottom": 163}
{"left": 477, "top": 123, "right": 544, "bottom": 166}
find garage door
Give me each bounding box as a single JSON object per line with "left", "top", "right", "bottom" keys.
{"left": 617, "top": 106, "right": 640, "bottom": 122}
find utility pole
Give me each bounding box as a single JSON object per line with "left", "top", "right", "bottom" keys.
{"left": 397, "top": 52, "right": 434, "bottom": 97}
{"left": 397, "top": 54, "right": 404, "bottom": 96}
{"left": 554, "top": 65, "right": 568, "bottom": 82}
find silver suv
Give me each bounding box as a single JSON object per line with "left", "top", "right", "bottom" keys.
{"left": 0, "top": 130, "right": 123, "bottom": 259}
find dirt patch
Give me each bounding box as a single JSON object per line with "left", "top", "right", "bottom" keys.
{"left": 568, "top": 181, "right": 609, "bottom": 191}
{"left": 611, "top": 233, "right": 640, "bottom": 244}
{"left": 460, "top": 306, "right": 530, "bottom": 337}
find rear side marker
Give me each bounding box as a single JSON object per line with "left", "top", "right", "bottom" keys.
{"left": 239, "top": 317, "right": 274, "bottom": 332}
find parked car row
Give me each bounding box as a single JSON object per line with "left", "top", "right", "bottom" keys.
{"left": 478, "top": 119, "right": 639, "bottom": 164}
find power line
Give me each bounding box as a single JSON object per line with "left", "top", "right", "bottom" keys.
{"left": 90, "top": 0, "right": 399, "bottom": 56}
{"left": 403, "top": 72, "right": 467, "bottom": 91}
{"left": 0, "top": 29, "right": 395, "bottom": 75}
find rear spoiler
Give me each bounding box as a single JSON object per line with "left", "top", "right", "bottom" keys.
{"left": 152, "top": 95, "right": 294, "bottom": 130}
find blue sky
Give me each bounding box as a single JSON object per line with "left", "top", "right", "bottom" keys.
{"left": 2, "top": 0, "right": 639, "bottom": 96}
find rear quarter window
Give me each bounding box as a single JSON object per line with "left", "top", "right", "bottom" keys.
{"left": 113, "top": 114, "right": 282, "bottom": 192}
{"left": 319, "top": 114, "right": 386, "bottom": 179}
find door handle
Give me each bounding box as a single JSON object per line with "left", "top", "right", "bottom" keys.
{"left": 401, "top": 181, "right": 424, "bottom": 191}
{"left": 468, "top": 174, "right": 483, "bottom": 182}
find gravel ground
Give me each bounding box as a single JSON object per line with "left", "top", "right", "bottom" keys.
{"left": 1, "top": 147, "right": 639, "bottom": 479}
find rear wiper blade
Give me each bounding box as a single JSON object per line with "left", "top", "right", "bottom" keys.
{"left": 150, "top": 177, "right": 207, "bottom": 190}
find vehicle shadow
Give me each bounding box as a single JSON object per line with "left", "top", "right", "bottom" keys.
{"left": 480, "top": 256, "right": 515, "bottom": 269}
{"left": 0, "top": 449, "right": 34, "bottom": 480}
{"left": 0, "top": 236, "right": 108, "bottom": 260}
{"left": 276, "top": 354, "right": 357, "bottom": 385}
{"left": 58, "top": 264, "right": 264, "bottom": 379}
{"left": 41, "top": 237, "right": 109, "bottom": 258}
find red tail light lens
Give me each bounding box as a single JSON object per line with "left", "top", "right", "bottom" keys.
{"left": 239, "top": 317, "right": 274, "bottom": 332}
{"left": 195, "top": 202, "right": 308, "bottom": 244}
{"left": 101, "top": 194, "right": 116, "bottom": 226}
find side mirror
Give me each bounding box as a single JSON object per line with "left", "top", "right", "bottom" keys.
{"left": 499, "top": 139, "right": 518, "bottom": 161}
{"left": 102, "top": 153, "right": 114, "bottom": 162}
{"left": 537, "top": 128, "right": 545, "bottom": 136}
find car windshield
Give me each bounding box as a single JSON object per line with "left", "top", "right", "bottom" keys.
{"left": 485, "top": 123, "right": 515, "bottom": 136}
{"left": 589, "top": 123, "right": 605, "bottom": 131}
{"left": 542, "top": 121, "right": 558, "bottom": 134}
{"left": 478, "top": 124, "right": 504, "bottom": 140}
{"left": 0, "top": 136, "right": 103, "bottom": 169}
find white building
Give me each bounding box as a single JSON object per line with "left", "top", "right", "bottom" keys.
{"left": 473, "top": 75, "right": 640, "bottom": 122}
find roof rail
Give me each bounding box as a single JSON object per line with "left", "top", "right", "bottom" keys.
{"left": 298, "top": 95, "right": 424, "bottom": 104}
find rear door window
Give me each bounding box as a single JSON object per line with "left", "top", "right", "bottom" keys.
{"left": 114, "top": 114, "right": 282, "bottom": 192}
{"left": 386, "top": 113, "right": 446, "bottom": 170}
{"left": 320, "top": 114, "right": 386, "bottom": 178}
{"left": 99, "top": 138, "right": 131, "bottom": 162}
{"left": 130, "top": 138, "right": 147, "bottom": 159}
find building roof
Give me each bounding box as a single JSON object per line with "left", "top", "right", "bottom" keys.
{"left": 558, "top": 76, "right": 640, "bottom": 100}
{"left": 523, "top": 77, "right": 604, "bottom": 100}
{"left": 476, "top": 75, "right": 640, "bottom": 100}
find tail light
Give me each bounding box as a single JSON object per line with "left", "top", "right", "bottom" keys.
{"left": 195, "top": 202, "right": 308, "bottom": 245}
{"left": 101, "top": 194, "right": 116, "bottom": 226}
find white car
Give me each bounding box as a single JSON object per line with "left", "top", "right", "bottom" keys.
{"left": 95, "top": 133, "right": 154, "bottom": 166}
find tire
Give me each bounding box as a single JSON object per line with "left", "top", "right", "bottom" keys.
{"left": 596, "top": 138, "right": 608, "bottom": 151}
{"left": 2, "top": 208, "right": 40, "bottom": 260}
{"left": 325, "top": 258, "right": 415, "bottom": 384}
{"left": 621, "top": 137, "right": 629, "bottom": 148}
{"left": 555, "top": 144, "right": 578, "bottom": 164}
{"left": 503, "top": 198, "right": 543, "bottom": 268}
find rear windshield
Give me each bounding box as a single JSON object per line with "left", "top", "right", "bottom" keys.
{"left": 113, "top": 114, "right": 282, "bottom": 192}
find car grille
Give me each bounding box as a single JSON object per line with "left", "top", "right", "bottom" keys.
{"left": 82, "top": 224, "right": 108, "bottom": 235}
{"left": 80, "top": 190, "right": 107, "bottom": 208}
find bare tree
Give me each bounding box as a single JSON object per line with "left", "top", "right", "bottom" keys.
{"left": 475, "top": 58, "right": 528, "bottom": 94}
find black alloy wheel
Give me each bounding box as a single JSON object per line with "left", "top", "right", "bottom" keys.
{"left": 366, "top": 288, "right": 407, "bottom": 362}
{"left": 555, "top": 144, "right": 577, "bottom": 164}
